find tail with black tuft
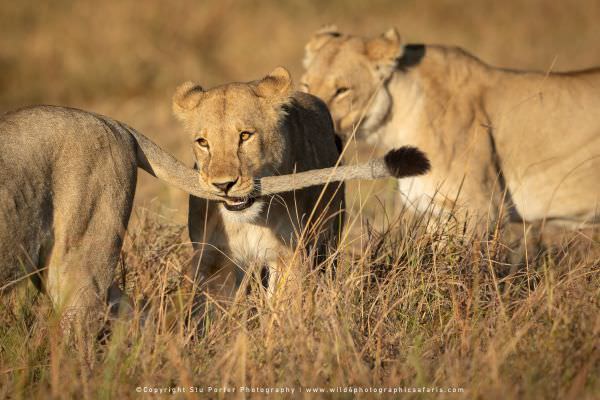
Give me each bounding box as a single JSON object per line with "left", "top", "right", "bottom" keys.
{"left": 383, "top": 146, "right": 430, "bottom": 178}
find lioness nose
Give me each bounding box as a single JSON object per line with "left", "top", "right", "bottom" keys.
{"left": 212, "top": 178, "right": 238, "bottom": 194}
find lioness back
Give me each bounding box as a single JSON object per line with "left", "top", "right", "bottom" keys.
{"left": 173, "top": 67, "right": 345, "bottom": 297}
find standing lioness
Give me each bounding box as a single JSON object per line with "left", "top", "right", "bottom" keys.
{"left": 0, "top": 106, "right": 230, "bottom": 339}
{"left": 301, "top": 26, "right": 600, "bottom": 234}
{"left": 173, "top": 67, "right": 346, "bottom": 298}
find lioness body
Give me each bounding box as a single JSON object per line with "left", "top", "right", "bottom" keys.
{"left": 301, "top": 28, "right": 600, "bottom": 232}
{"left": 173, "top": 68, "right": 345, "bottom": 297}
{"left": 1, "top": 106, "right": 140, "bottom": 334}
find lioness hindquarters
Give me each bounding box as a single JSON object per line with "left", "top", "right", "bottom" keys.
{"left": 0, "top": 106, "right": 138, "bottom": 343}
{"left": 45, "top": 152, "right": 136, "bottom": 341}
{"left": 174, "top": 67, "right": 345, "bottom": 302}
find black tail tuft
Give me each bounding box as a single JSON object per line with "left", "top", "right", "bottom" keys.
{"left": 383, "top": 146, "right": 430, "bottom": 178}
{"left": 333, "top": 133, "right": 344, "bottom": 155}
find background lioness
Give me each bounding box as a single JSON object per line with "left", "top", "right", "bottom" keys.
{"left": 301, "top": 26, "right": 600, "bottom": 235}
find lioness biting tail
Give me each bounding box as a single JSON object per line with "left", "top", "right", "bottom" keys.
{"left": 0, "top": 104, "right": 428, "bottom": 338}
{"left": 173, "top": 67, "right": 430, "bottom": 299}
{"left": 301, "top": 26, "right": 600, "bottom": 234}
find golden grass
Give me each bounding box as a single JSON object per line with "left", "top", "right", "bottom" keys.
{"left": 1, "top": 202, "right": 598, "bottom": 399}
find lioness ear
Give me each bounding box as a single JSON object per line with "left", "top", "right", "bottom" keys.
{"left": 255, "top": 67, "right": 292, "bottom": 98}
{"left": 172, "top": 81, "right": 204, "bottom": 120}
{"left": 303, "top": 24, "right": 341, "bottom": 68}
{"left": 366, "top": 27, "right": 404, "bottom": 79}
{"left": 315, "top": 24, "right": 339, "bottom": 36}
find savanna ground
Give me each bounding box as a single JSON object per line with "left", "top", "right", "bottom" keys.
{"left": 1, "top": 1, "right": 599, "bottom": 399}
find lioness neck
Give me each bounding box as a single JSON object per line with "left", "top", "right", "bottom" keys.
{"left": 374, "top": 45, "right": 496, "bottom": 148}
{"left": 374, "top": 71, "right": 424, "bottom": 149}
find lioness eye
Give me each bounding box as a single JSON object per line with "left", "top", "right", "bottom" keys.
{"left": 196, "top": 137, "right": 209, "bottom": 148}
{"left": 334, "top": 87, "right": 350, "bottom": 97}
{"left": 240, "top": 131, "right": 253, "bottom": 142}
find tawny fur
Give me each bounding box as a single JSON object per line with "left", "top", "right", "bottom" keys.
{"left": 173, "top": 67, "right": 347, "bottom": 299}
{"left": 301, "top": 28, "right": 600, "bottom": 234}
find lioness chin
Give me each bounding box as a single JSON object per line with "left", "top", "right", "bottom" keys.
{"left": 301, "top": 26, "right": 600, "bottom": 237}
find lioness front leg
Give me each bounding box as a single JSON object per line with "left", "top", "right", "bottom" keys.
{"left": 266, "top": 259, "right": 280, "bottom": 299}
{"left": 190, "top": 248, "right": 239, "bottom": 305}
{"left": 264, "top": 247, "right": 301, "bottom": 301}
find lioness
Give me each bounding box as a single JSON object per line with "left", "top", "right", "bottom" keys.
{"left": 301, "top": 26, "right": 600, "bottom": 234}
{"left": 172, "top": 67, "right": 429, "bottom": 299}
{"left": 0, "top": 104, "right": 428, "bottom": 338}
{"left": 172, "top": 67, "right": 346, "bottom": 299}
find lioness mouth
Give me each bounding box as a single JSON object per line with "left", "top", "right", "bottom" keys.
{"left": 221, "top": 197, "right": 256, "bottom": 211}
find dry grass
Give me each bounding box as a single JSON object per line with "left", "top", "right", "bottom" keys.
{"left": 1, "top": 203, "right": 599, "bottom": 399}
{"left": 1, "top": 1, "right": 600, "bottom": 399}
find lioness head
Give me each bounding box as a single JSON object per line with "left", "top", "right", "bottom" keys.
{"left": 173, "top": 67, "right": 293, "bottom": 221}
{"left": 300, "top": 26, "right": 404, "bottom": 140}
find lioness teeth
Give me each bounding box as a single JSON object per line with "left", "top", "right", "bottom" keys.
{"left": 221, "top": 196, "right": 256, "bottom": 212}
{"left": 227, "top": 199, "right": 246, "bottom": 205}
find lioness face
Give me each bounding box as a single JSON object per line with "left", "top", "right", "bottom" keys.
{"left": 301, "top": 26, "right": 403, "bottom": 140}
{"left": 173, "top": 67, "right": 292, "bottom": 220}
